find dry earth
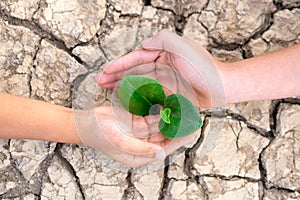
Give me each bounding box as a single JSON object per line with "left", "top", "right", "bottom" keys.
{"left": 0, "top": 0, "right": 300, "bottom": 199}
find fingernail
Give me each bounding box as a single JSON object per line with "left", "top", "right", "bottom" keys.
{"left": 94, "top": 72, "right": 103, "bottom": 83}
{"left": 155, "top": 149, "right": 166, "bottom": 160}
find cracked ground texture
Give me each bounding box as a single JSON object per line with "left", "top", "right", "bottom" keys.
{"left": 0, "top": 0, "right": 300, "bottom": 199}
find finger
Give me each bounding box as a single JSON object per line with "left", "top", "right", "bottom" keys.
{"left": 132, "top": 122, "right": 160, "bottom": 139}
{"left": 108, "top": 126, "right": 166, "bottom": 160}
{"left": 148, "top": 120, "right": 160, "bottom": 132}
{"left": 132, "top": 114, "right": 161, "bottom": 139}
{"left": 141, "top": 29, "right": 211, "bottom": 77}
{"left": 112, "top": 153, "right": 158, "bottom": 168}
{"left": 154, "top": 64, "right": 178, "bottom": 94}
{"left": 102, "top": 49, "right": 162, "bottom": 74}
{"left": 147, "top": 133, "right": 167, "bottom": 143}
{"left": 96, "top": 63, "right": 157, "bottom": 86}
{"left": 142, "top": 29, "right": 191, "bottom": 53}
{"left": 141, "top": 29, "right": 209, "bottom": 58}
{"left": 142, "top": 29, "right": 225, "bottom": 107}
{"left": 127, "top": 137, "right": 166, "bottom": 160}
{"left": 131, "top": 115, "right": 149, "bottom": 138}
{"left": 144, "top": 114, "right": 161, "bottom": 124}
{"left": 99, "top": 81, "right": 118, "bottom": 89}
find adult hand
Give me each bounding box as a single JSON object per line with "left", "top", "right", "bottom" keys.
{"left": 96, "top": 29, "right": 226, "bottom": 108}
{"left": 73, "top": 106, "right": 199, "bottom": 168}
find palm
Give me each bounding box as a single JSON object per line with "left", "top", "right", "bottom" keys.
{"left": 111, "top": 52, "right": 200, "bottom": 107}
{"left": 94, "top": 106, "right": 197, "bottom": 168}
{"left": 148, "top": 50, "right": 210, "bottom": 107}
{"left": 99, "top": 49, "right": 216, "bottom": 107}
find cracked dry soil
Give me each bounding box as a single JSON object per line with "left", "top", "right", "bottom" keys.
{"left": 0, "top": 0, "right": 300, "bottom": 199}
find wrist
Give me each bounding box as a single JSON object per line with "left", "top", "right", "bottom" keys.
{"left": 52, "top": 107, "right": 82, "bottom": 144}
{"left": 72, "top": 106, "right": 108, "bottom": 150}
{"left": 210, "top": 58, "right": 234, "bottom": 106}
{"left": 217, "top": 60, "right": 247, "bottom": 105}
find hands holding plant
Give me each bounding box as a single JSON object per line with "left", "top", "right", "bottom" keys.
{"left": 78, "top": 29, "right": 300, "bottom": 168}
{"left": 75, "top": 66, "right": 204, "bottom": 168}
{"left": 97, "top": 29, "right": 225, "bottom": 108}
{"left": 2, "top": 30, "right": 298, "bottom": 168}
{"left": 83, "top": 30, "right": 224, "bottom": 168}
{"left": 74, "top": 106, "right": 198, "bottom": 168}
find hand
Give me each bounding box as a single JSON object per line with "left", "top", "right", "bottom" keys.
{"left": 96, "top": 29, "right": 226, "bottom": 108}
{"left": 73, "top": 106, "right": 199, "bottom": 168}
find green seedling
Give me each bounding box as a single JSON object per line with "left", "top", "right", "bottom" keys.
{"left": 118, "top": 75, "right": 203, "bottom": 139}
{"left": 118, "top": 75, "right": 166, "bottom": 116}
{"left": 160, "top": 108, "right": 171, "bottom": 124}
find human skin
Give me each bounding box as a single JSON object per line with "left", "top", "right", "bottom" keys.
{"left": 1, "top": 30, "right": 299, "bottom": 168}
{"left": 220, "top": 43, "right": 300, "bottom": 104}
{"left": 0, "top": 92, "right": 197, "bottom": 167}
{"left": 0, "top": 92, "right": 80, "bottom": 144}
{"left": 97, "top": 30, "right": 300, "bottom": 107}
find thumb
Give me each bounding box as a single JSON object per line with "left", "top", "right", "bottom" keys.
{"left": 142, "top": 29, "right": 212, "bottom": 63}
{"left": 142, "top": 29, "right": 188, "bottom": 53}
{"left": 95, "top": 107, "right": 167, "bottom": 160}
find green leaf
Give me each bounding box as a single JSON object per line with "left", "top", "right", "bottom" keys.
{"left": 159, "top": 94, "right": 203, "bottom": 139}
{"left": 160, "top": 108, "right": 171, "bottom": 124}
{"left": 118, "top": 76, "right": 203, "bottom": 140}
{"left": 118, "top": 76, "right": 166, "bottom": 116}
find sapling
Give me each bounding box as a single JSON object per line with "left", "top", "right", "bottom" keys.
{"left": 118, "top": 75, "right": 203, "bottom": 139}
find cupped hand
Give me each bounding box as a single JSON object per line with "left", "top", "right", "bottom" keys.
{"left": 74, "top": 106, "right": 199, "bottom": 168}
{"left": 96, "top": 29, "right": 226, "bottom": 108}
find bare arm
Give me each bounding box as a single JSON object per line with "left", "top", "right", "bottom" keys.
{"left": 0, "top": 92, "right": 81, "bottom": 144}
{"left": 97, "top": 30, "right": 300, "bottom": 107}
{"left": 221, "top": 44, "right": 300, "bottom": 104}
{"left": 0, "top": 92, "right": 196, "bottom": 167}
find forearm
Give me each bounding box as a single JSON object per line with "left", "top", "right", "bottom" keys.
{"left": 221, "top": 44, "right": 300, "bottom": 104}
{"left": 0, "top": 92, "right": 81, "bottom": 144}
